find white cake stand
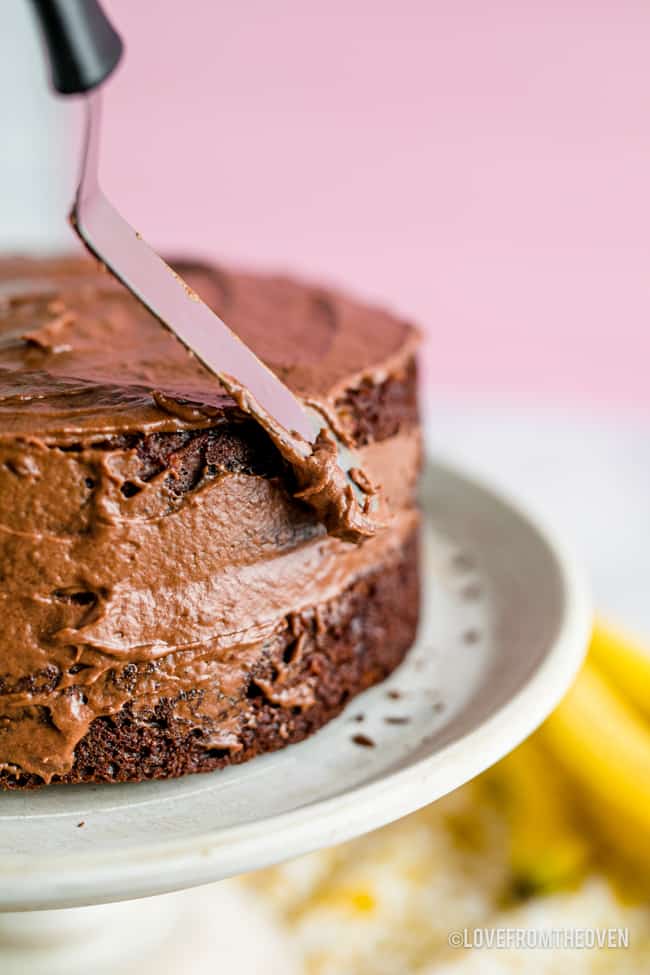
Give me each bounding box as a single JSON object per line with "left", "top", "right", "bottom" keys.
{"left": 0, "top": 460, "right": 591, "bottom": 974}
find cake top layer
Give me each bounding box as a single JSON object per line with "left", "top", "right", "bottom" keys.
{"left": 0, "top": 257, "right": 418, "bottom": 442}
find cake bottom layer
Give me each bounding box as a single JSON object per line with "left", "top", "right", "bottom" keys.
{"left": 0, "top": 530, "right": 419, "bottom": 790}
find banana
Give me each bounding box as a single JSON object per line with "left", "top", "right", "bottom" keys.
{"left": 589, "top": 619, "right": 650, "bottom": 722}
{"left": 484, "top": 738, "right": 589, "bottom": 897}
{"left": 538, "top": 662, "right": 650, "bottom": 872}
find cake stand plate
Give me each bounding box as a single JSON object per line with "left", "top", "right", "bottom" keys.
{"left": 0, "top": 459, "right": 591, "bottom": 972}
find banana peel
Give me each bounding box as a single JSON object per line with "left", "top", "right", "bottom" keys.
{"left": 538, "top": 660, "right": 650, "bottom": 874}
{"left": 484, "top": 738, "right": 589, "bottom": 898}
{"left": 589, "top": 619, "right": 650, "bottom": 722}
{"left": 482, "top": 622, "right": 650, "bottom": 896}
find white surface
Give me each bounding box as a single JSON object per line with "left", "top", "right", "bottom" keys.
{"left": 426, "top": 404, "right": 650, "bottom": 639}
{"left": 0, "top": 459, "right": 590, "bottom": 912}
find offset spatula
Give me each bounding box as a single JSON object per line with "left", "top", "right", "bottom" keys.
{"left": 28, "top": 0, "right": 322, "bottom": 445}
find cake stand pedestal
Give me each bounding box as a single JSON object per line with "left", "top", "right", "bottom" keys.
{"left": 0, "top": 899, "right": 178, "bottom": 975}
{"left": 0, "top": 462, "right": 591, "bottom": 973}
{"left": 0, "top": 886, "right": 303, "bottom": 975}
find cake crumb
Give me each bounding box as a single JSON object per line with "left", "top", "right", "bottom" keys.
{"left": 452, "top": 551, "right": 475, "bottom": 572}
{"left": 352, "top": 734, "right": 375, "bottom": 748}
{"left": 461, "top": 582, "right": 482, "bottom": 601}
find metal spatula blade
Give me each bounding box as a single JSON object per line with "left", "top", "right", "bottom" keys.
{"left": 28, "top": 0, "right": 377, "bottom": 528}
{"left": 29, "top": 0, "right": 314, "bottom": 443}
{"left": 72, "top": 91, "right": 314, "bottom": 442}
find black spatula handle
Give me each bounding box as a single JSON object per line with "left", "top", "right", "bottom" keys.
{"left": 29, "top": 0, "right": 123, "bottom": 94}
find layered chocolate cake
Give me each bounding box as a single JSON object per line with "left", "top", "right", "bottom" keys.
{"left": 0, "top": 257, "right": 421, "bottom": 788}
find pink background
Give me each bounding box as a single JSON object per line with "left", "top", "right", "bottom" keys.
{"left": 99, "top": 1, "right": 650, "bottom": 409}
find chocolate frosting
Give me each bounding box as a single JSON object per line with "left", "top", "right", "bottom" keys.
{"left": 0, "top": 257, "right": 418, "bottom": 437}
{"left": 0, "top": 258, "right": 420, "bottom": 781}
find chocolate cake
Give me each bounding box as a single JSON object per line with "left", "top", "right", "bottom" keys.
{"left": 0, "top": 257, "right": 421, "bottom": 788}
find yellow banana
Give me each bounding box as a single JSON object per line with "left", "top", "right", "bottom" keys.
{"left": 485, "top": 738, "right": 589, "bottom": 897}
{"left": 589, "top": 619, "right": 650, "bottom": 722}
{"left": 538, "top": 662, "right": 650, "bottom": 872}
